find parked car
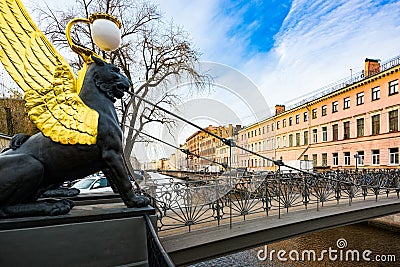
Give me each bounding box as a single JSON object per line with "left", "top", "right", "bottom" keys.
{"left": 71, "top": 177, "right": 114, "bottom": 194}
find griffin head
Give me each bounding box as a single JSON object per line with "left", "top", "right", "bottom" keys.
{"left": 90, "top": 56, "right": 131, "bottom": 102}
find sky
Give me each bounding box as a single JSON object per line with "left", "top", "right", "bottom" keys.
{"left": 154, "top": 0, "right": 400, "bottom": 109}
{"left": 13, "top": 0, "right": 400, "bottom": 160}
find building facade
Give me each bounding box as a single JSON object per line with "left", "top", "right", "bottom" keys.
{"left": 240, "top": 57, "right": 400, "bottom": 171}
{"left": 166, "top": 56, "right": 400, "bottom": 172}
{"left": 185, "top": 124, "right": 241, "bottom": 171}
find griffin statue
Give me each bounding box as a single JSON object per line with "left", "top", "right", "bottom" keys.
{"left": 0, "top": 0, "right": 150, "bottom": 217}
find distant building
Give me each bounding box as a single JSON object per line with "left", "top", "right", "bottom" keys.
{"left": 185, "top": 124, "right": 241, "bottom": 171}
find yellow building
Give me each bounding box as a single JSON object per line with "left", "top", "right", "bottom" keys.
{"left": 185, "top": 124, "right": 240, "bottom": 171}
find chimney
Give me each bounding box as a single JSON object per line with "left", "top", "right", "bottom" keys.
{"left": 275, "top": 105, "right": 285, "bottom": 115}
{"left": 228, "top": 124, "right": 233, "bottom": 136}
{"left": 364, "top": 58, "right": 380, "bottom": 77}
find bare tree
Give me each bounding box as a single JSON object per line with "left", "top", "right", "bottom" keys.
{"left": 36, "top": 0, "right": 210, "bottom": 170}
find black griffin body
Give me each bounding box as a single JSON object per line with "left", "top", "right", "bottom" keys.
{"left": 0, "top": 57, "right": 149, "bottom": 217}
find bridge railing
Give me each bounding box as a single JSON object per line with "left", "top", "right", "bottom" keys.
{"left": 142, "top": 169, "right": 400, "bottom": 233}
{"left": 125, "top": 90, "right": 400, "bottom": 233}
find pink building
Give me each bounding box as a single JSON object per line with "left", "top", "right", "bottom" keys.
{"left": 238, "top": 57, "right": 400, "bottom": 171}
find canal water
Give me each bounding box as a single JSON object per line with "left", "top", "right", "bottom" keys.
{"left": 190, "top": 223, "right": 400, "bottom": 267}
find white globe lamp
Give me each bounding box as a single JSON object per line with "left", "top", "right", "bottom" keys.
{"left": 91, "top": 16, "right": 121, "bottom": 51}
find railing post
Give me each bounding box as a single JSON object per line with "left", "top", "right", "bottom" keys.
{"left": 265, "top": 176, "right": 269, "bottom": 216}
{"left": 229, "top": 141, "right": 233, "bottom": 229}
{"left": 278, "top": 173, "right": 281, "bottom": 219}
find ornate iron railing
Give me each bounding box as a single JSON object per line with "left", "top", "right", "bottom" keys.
{"left": 142, "top": 169, "right": 400, "bottom": 232}
{"left": 124, "top": 80, "right": 400, "bottom": 265}
{"left": 144, "top": 214, "right": 175, "bottom": 267}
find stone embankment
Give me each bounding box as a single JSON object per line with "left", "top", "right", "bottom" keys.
{"left": 369, "top": 213, "right": 400, "bottom": 233}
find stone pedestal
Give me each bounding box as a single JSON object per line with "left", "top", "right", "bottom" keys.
{"left": 0, "top": 204, "right": 155, "bottom": 267}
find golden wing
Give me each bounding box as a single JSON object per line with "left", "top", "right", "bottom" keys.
{"left": 0, "top": 0, "right": 98, "bottom": 145}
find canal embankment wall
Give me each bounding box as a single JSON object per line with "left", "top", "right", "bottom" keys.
{"left": 368, "top": 213, "right": 400, "bottom": 233}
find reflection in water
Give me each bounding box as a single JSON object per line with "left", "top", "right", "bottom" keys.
{"left": 191, "top": 224, "right": 400, "bottom": 267}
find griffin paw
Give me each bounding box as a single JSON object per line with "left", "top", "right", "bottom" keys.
{"left": 49, "top": 199, "right": 75, "bottom": 216}
{"left": 127, "top": 195, "right": 150, "bottom": 208}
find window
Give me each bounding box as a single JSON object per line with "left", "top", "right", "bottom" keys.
{"left": 344, "top": 152, "right": 350, "bottom": 166}
{"left": 389, "top": 79, "right": 399, "bottom": 95}
{"left": 322, "top": 105, "right": 327, "bottom": 116}
{"left": 304, "top": 131, "right": 308, "bottom": 145}
{"left": 322, "top": 126, "right": 328, "bottom": 141}
{"left": 271, "top": 123, "right": 274, "bottom": 131}
{"left": 356, "top": 92, "right": 364, "bottom": 105}
{"left": 304, "top": 112, "right": 308, "bottom": 122}
{"left": 267, "top": 125, "right": 270, "bottom": 133}
{"left": 288, "top": 134, "right": 293, "bottom": 147}
{"left": 276, "top": 121, "right": 280, "bottom": 129}
{"left": 332, "top": 153, "right": 338, "bottom": 166}
{"left": 356, "top": 151, "right": 364, "bottom": 166}
{"left": 312, "top": 129, "right": 318, "bottom": 143}
{"left": 296, "top": 115, "right": 300, "bottom": 124}
{"left": 313, "top": 154, "right": 318, "bottom": 166}
{"left": 276, "top": 137, "right": 280, "bottom": 148}
{"left": 332, "top": 124, "right": 338, "bottom": 141}
{"left": 283, "top": 135, "right": 287, "bottom": 147}
{"left": 344, "top": 97, "right": 350, "bottom": 109}
{"left": 371, "top": 86, "right": 380, "bottom": 101}
{"left": 357, "top": 118, "right": 364, "bottom": 137}
{"left": 296, "top": 133, "right": 300, "bottom": 146}
{"left": 343, "top": 121, "right": 350, "bottom": 139}
{"left": 262, "top": 127, "right": 265, "bottom": 134}
{"left": 389, "top": 148, "right": 399, "bottom": 165}
{"left": 371, "top": 114, "right": 380, "bottom": 135}
{"left": 312, "top": 108, "right": 317, "bottom": 119}
{"left": 289, "top": 117, "right": 293, "bottom": 126}
{"left": 259, "top": 128, "right": 261, "bottom": 135}
{"left": 283, "top": 119, "right": 286, "bottom": 128}
{"left": 332, "top": 101, "right": 338, "bottom": 113}
{"left": 389, "top": 110, "right": 398, "bottom": 132}
{"left": 372, "top": 150, "right": 380, "bottom": 165}
{"left": 322, "top": 153, "right": 327, "bottom": 166}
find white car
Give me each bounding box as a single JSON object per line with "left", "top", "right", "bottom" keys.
{"left": 72, "top": 177, "right": 114, "bottom": 194}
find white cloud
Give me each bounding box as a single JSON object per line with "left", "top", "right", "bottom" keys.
{"left": 153, "top": 0, "right": 254, "bottom": 67}
{"left": 154, "top": 0, "right": 400, "bottom": 112}
{"left": 21, "top": 0, "right": 400, "bottom": 121}
{"left": 257, "top": 0, "right": 400, "bottom": 107}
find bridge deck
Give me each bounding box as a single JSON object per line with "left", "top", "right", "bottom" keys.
{"left": 160, "top": 196, "right": 400, "bottom": 266}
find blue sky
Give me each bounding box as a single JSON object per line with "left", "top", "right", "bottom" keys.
{"left": 219, "top": 0, "right": 292, "bottom": 54}
{"left": 26, "top": 0, "right": 400, "bottom": 112}
{"left": 154, "top": 0, "right": 400, "bottom": 110}
{"left": 21, "top": 0, "right": 400, "bottom": 160}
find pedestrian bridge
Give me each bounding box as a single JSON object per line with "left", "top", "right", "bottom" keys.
{"left": 160, "top": 196, "right": 400, "bottom": 266}
{"left": 141, "top": 170, "right": 400, "bottom": 266}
